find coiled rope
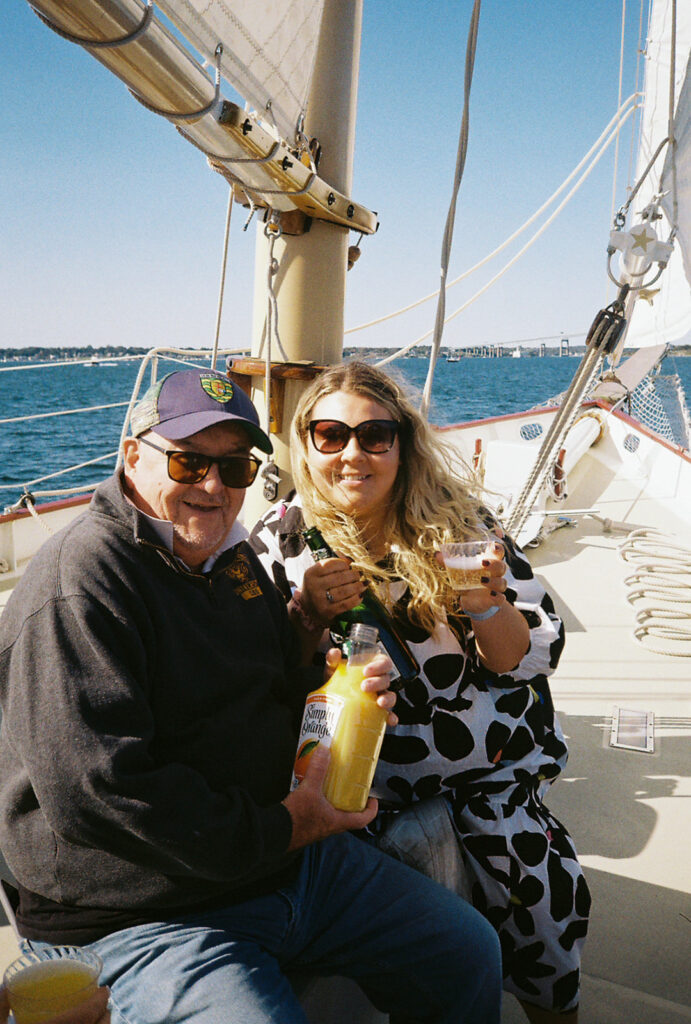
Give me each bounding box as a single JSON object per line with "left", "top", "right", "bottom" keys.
{"left": 619, "top": 527, "right": 691, "bottom": 657}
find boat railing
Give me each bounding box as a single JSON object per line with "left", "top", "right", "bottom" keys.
{"left": 544, "top": 360, "right": 691, "bottom": 450}
{"left": 1, "top": 348, "right": 250, "bottom": 516}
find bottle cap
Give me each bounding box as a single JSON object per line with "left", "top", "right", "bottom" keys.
{"left": 348, "top": 623, "right": 379, "bottom": 646}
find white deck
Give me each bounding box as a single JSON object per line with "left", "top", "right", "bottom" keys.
{"left": 1, "top": 405, "right": 690, "bottom": 1021}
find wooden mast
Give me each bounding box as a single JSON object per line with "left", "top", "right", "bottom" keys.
{"left": 240, "top": 0, "right": 363, "bottom": 522}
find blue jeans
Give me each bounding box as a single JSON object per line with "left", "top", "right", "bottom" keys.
{"left": 28, "top": 834, "right": 501, "bottom": 1023}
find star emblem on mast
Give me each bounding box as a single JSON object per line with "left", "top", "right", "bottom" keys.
{"left": 630, "top": 226, "right": 656, "bottom": 252}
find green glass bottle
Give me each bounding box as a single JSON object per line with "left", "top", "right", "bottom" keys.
{"left": 302, "top": 526, "right": 420, "bottom": 690}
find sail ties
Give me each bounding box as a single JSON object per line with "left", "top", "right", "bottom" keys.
{"left": 29, "top": 0, "right": 154, "bottom": 49}
{"left": 130, "top": 43, "right": 223, "bottom": 124}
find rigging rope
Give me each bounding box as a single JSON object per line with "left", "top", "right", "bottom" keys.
{"left": 211, "top": 188, "right": 234, "bottom": 371}
{"left": 0, "top": 452, "right": 118, "bottom": 493}
{"left": 351, "top": 94, "right": 639, "bottom": 339}
{"left": 0, "top": 356, "right": 140, "bottom": 372}
{"left": 420, "top": 0, "right": 481, "bottom": 418}
{"left": 622, "top": 0, "right": 646, "bottom": 228}
{"left": 609, "top": 0, "right": 629, "bottom": 234}
{"left": 504, "top": 345, "right": 607, "bottom": 537}
{"left": 257, "top": 216, "right": 285, "bottom": 502}
{"left": 0, "top": 402, "right": 128, "bottom": 426}
{"left": 375, "top": 102, "right": 639, "bottom": 370}
{"left": 374, "top": 101, "right": 638, "bottom": 370}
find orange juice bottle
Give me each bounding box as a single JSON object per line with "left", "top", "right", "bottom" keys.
{"left": 292, "top": 623, "right": 388, "bottom": 812}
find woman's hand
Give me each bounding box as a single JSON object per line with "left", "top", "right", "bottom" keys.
{"left": 436, "top": 532, "right": 507, "bottom": 616}
{"left": 300, "top": 558, "right": 365, "bottom": 625}
{"left": 456, "top": 537, "right": 507, "bottom": 617}
{"left": 437, "top": 527, "right": 529, "bottom": 673}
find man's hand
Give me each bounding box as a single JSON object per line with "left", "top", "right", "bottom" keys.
{"left": 0, "top": 984, "right": 110, "bottom": 1024}
{"left": 282, "top": 743, "right": 378, "bottom": 850}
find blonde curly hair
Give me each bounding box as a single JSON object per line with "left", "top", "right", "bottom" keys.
{"left": 290, "top": 361, "right": 488, "bottom": 631}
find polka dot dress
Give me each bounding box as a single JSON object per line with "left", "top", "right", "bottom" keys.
{"left": 249, "top": 493, "right": 590, "bottom": 1012}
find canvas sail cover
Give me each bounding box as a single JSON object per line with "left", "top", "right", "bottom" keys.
{"left": 156, "top": 0, "right": 325, "bottom": 143}
{"left": 626, "top": 0, "right": 691, "bottom": 347}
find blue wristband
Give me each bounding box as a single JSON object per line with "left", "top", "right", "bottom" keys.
{"left": 461, "top": 604, "right": 500, "bottom": 622}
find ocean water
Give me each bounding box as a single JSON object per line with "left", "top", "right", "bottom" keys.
{"left": 1, "top": 352, "right": 690, "bottom": 511}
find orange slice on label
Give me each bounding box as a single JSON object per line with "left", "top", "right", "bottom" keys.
{"left": 294, "top": 739, "right": 320, "bottom": 781}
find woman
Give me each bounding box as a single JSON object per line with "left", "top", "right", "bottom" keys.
{"left": 249, "top": 362, "right": 590, "bottom": 1023}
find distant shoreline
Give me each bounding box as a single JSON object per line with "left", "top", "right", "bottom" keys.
{"left": 2, "top": 344, "right": 690, "bottom": 363}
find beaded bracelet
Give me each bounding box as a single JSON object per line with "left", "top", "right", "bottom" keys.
{"left": 461, "top": 604, "right": 500, "bottom": 622}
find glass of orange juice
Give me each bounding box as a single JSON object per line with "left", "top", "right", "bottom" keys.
{"left": 3, "top": 946, "right": 102, "bottom": 1024}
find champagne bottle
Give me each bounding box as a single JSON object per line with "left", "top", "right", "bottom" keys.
{"left": 302, "top": 526, "right": 420, "bottom": 689}
{"left": 292, "top": 622, "right": 387, "bottom": 811}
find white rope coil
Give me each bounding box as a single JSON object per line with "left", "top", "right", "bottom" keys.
{"left": 618, "top": 527, "right": 691, "bottom": 657}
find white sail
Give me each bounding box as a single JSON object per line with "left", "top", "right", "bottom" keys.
{"left": 626, "top": 0, "right": 691, "bottom": 347}
{"left": 157, "top": 0, "right": 325, "bottom": 143}
{"left": 661, "top": 51, "right": 691, "bottom": 285}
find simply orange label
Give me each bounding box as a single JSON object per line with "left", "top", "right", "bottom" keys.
{"left": 291, "top": 693, "right": 344, "bottom": 788}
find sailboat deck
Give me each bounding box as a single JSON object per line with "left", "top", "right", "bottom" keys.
{"left": 527, "top": 495, "right": 690, "bottom": 1022}
{"left": 1, "top": 416, "right": 690, "bottom": 1022}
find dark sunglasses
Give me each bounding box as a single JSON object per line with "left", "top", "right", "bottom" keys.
{"left": 308, "top": 418, "right": 399, "bottom": 454}
{"left": 138, "top": 436, "right": 261, "bottom": 488}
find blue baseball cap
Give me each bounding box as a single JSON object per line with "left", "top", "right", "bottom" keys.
{"left": 130, "top": 370, "right": 273, "bottom": 453}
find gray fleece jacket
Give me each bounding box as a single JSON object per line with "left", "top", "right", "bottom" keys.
{"left": 0, "top": 474, "right": 309, "bottom": 939}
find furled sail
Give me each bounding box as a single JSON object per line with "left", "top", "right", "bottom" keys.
{"left": 156, "top": 0, "right": 325, "bottom": 143}
{"left": 25, "top": 0, "right": 375, "bottom": 233}
{"left": 625, "top": 0, "right": 691, "bottom": 347}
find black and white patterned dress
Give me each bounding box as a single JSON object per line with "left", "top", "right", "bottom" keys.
{"left": 249, "top": 493, "right": 590, "bottom": 1013}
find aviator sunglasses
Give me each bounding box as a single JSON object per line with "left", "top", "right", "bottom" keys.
{"left": 309, "top": 418, "right": 399, "bottom": 454}
{"left": 138, "top": 436, "right": 261, "bottom": 488}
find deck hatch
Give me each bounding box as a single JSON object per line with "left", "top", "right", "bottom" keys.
{"left": 609, "top": 707, "right": 655, "bottom": 753}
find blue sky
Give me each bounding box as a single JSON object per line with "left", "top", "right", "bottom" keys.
{"left": 2, "top": 1, "right": 650, "bottom": 352}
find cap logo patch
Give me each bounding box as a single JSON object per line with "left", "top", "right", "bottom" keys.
{"left": 200, "top": 374, "right": 234, "bottom": 403}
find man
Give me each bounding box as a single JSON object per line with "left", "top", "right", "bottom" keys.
{"left": 0, "top": 369, "right": 501, "bottom": 1023}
